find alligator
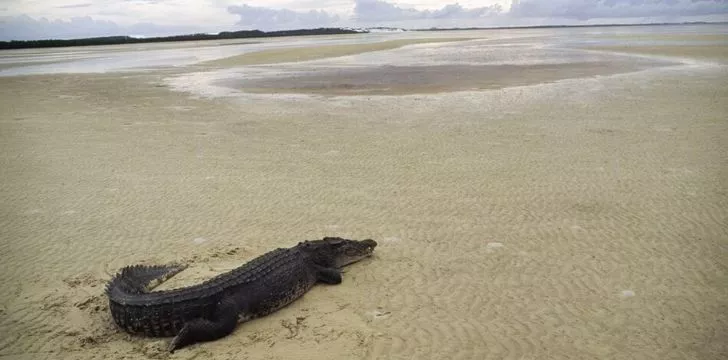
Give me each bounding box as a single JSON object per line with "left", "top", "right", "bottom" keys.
{"left": 105, "top": 237, "right": 377, "bottom": 352}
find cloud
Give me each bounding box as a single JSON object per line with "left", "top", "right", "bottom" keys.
{"left": 227, "top": 4, "right": 341, "bottom": 30}
{"left": 0, "top": 15, "right": 120, "bottom": 40}
{"left": 509, "top": 0, "right": 728, "bottom": 20}
{"left": 353, "top": 0, "right": 503, "bottom": 22}
{"left": 56, "top": 3, "right": 93, "bottom": 9}
{"left": 2, "top": 0, "right": 727, "bottom": 41}
{"left": 0, "top": 15, "right": 205, "bottom": 41}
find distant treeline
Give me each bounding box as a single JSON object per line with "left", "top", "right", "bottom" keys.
{"left": 0, "top": 28, "right": 364, "bottom": 50}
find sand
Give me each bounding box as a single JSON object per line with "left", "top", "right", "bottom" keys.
{"left": 230, "top": 62, "right": 661, "bottom": 96}
{"left": 595, "top": 34, "right": 728, "bottom": 42}
{"left": 586, "top": 45, "right": 728, "bottom": 62}
{"left": 1, "top": 30, "right": 727, "bottom": 360}
{"left": 202, "top": 38, "right": 473, "bottom": 67}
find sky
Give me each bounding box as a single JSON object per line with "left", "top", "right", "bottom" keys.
{"left": 1, "top": 0, "right": 727, "bottom": 40}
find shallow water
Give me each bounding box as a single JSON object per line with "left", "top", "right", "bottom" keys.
{"left": 212, "top": 40, "right": 676, "bottom": 95}
{"left": 0, "top": 33, "right": 407, "bottom": 76}
{"left": 165, "top": 24, "right": 727, "bottom": 97}
{"left": 1, "top": 24, "right": 725, "bottom": 78}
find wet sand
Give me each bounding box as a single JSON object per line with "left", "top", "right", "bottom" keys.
{"left": 1, "top": 31, "right": 727, "bottom": 360}
{"left": 232, "top": 62, "right": 661, "bottom": 96}
{"left": 202, "top": 38, "right": 472, "bottom": 67}
{"left": 595, "top": 34, "right": 728, "bottom": 42}
{"left": 586, "top": 44, "right": 728, "bottom": 62}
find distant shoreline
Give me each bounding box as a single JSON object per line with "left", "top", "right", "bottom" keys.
{"left": 414, "top": 21, "right": 727, "bottom": 32}
{"left": 1, "top": 21, "right": 725, "bottom": 50}
{"left": 0, "top": 28, "right": 363, "bottom": 50}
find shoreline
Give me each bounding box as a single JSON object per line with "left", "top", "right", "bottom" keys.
{"left": 3, "top": 21, "right": 726, "bottom": 50}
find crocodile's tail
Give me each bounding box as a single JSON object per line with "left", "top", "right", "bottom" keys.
{"left": 106, "top": 263, "right": 190, "bottom": 337}
{"left": 106, "top": 263, "right": 188, "bottom": 296}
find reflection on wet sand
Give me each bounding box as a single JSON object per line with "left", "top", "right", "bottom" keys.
{"left": 225, "top": 61, "right": 666, "bottom": 96}
{"left": 586, "top": 45, "right": 728, "bottom": 62}
{"left": 202, "top": 38, "right": 473, "bottom": 67}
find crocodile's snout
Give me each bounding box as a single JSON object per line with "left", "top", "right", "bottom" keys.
{"left": 362, "top": 239, "right": 377, "bottom": 254}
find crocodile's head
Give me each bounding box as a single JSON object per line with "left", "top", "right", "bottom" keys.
{"left": 300, "top": 237, "right": 377, "bottom": 268}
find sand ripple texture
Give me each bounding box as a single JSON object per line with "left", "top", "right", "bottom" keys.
{"left": 1, "top": 50, "right": 727, "bottom": 359}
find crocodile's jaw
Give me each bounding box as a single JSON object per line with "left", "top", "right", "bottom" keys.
{"left": 335, "top": 253, "right": 372, "bottom": 268}
{"left": 334, "top": 239, "right": 377, "bottom": 268}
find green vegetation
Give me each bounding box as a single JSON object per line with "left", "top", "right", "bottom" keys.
{"left": 0, "top": 28, "right": 364, "bottom": 50}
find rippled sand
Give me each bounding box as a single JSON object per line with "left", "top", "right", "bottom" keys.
{"left": 1, "top": 29, "right": 727, "bottom": 360}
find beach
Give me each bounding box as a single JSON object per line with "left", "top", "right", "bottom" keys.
{"left": 0, "top": 25, "right": 727, "bottom": 359}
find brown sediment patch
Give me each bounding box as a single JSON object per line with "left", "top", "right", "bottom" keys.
{"left": 227, "top": 61, "right": 666, "bottom": 96}
{"left": 203, "top": 38, "right": 473, "bottom": 67}
{"left": 0, "top": 60, "right": 76, "bottom": 71}
{"left": 214, "top": 40, "right": 261, "bottom": 47}
{"left": 586, "top": 45, "right": 728, "bottom": 62}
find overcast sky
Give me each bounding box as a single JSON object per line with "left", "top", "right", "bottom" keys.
{"left": 1, "top": 0, "right": 727, "bottom": 40}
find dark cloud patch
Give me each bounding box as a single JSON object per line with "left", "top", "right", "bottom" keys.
{"left": 0, "top": 15, "right": 203, "bottom": 41}
{"left": 0, "top": 15, "right": 120, "bottom": 40}
{"left": 227, "top": 4, "right": 340, "bottom": 31}
{"left": 353, "top": 0, "right": 503, "bottom": 22}
{"left": 353, "top": 0, "right": 421, "bottom": 21}
{"left": 3, "top": 1, "right": 727, "bottom": 41}
{"left": 509, "top": 0, "right": 728, "bottom": 20}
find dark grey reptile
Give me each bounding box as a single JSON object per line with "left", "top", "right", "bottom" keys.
{"left": 105, "top": 237, "right": 377, "bottom": 352}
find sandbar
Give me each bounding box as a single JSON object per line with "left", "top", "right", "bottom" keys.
{"left": 203, "top": 38, "right": 472, "bottom": 66}
{"left": 227, "top": 61, "right": 664, "bottom": 96}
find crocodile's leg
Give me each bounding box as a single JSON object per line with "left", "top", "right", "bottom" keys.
{"left": 315, "top": 266, "right": 342, "bottom": 284}
{"left": 168, "top": 297, "right": 240, "bottom": 352}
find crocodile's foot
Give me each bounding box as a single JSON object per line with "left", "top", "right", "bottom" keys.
{"left": 168, "top": 326, "right": 191, "bottom": 353}
{"left": 315, "top": 266, "right": 342, "bottom": 284}
{"left": 167, "top": 298, "right": 240, "bottom": 353}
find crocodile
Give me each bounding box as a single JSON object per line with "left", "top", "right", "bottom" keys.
{"left": 105, "top": 237, "right": 377, "bottom": 352}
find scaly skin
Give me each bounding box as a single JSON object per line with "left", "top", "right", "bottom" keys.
{"left": 105, "top": 237, "right": 376, "bottom": 352}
